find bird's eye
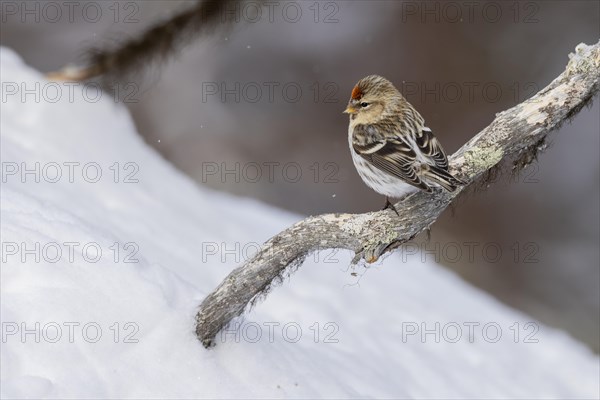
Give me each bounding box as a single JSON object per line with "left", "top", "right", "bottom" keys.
{"left": 360, "top": 102, "right": 369, "bottom": 108}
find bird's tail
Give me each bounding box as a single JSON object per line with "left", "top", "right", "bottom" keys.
{"left": 422, "top": 165, "right": 466, "bottom": 192}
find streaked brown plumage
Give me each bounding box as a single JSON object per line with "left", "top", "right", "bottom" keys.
{"left": 345, "top": 75, "right": 465, "bottom": 210}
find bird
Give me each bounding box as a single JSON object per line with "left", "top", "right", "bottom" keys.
{"left": 344, "top": 75, "right": 465, "bottom": 214}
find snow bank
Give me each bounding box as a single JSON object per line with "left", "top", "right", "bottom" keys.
{"left": 1, "top": 47, "right": 598, "bottom": 399}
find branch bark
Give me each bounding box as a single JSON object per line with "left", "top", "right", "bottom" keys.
{"left": 196, "top": 41, "right": 600, "bottom": 348}
{"left": 47, "top": 0, "right": 240, "bottom": 85}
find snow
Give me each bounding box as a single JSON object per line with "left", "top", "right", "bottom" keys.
{"left": 1, "top": 47, "right": 599, "bottom": 399}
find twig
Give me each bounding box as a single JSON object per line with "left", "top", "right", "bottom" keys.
{"left": 46, "top": 0, "right": 239, "bottom": 84}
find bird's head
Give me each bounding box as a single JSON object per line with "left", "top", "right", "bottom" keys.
{"left": 344, "top": 75, "right": 402, "bottom": 123}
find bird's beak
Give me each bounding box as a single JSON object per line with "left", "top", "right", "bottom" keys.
{"left": 343, "top": 105, "right": 357, "bottom": 114}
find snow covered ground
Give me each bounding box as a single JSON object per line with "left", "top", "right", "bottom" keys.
{"left": 1, "top": 47, "right": 598, "bottom": 399}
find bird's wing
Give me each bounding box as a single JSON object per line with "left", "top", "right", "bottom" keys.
{"left": 353, "top": 137, "right": 432, "bottom": 192}
{"left": 414, "top": 127, "right": 449, "bottom": 170}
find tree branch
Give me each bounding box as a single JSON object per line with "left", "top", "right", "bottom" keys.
{"left": 47, "top": 0, "right": 239, "bottom": 85}
{"left": 196, "top": 41, "right": 600, "bottom": 348}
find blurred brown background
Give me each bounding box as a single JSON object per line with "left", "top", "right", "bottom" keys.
{"left": 2, "top": 0, "right": 598, "bottom": 350}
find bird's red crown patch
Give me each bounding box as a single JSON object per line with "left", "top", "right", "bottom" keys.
{"left": 351, "top": 85, "right": 362, "bottom": 100}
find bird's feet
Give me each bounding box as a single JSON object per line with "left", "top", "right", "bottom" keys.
{"left": 382, "top": 197, "right": 400, "bottom": 216}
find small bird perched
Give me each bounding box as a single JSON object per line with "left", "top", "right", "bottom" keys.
{"left": 345, "top": 75, "right": 465, "bottom": 213}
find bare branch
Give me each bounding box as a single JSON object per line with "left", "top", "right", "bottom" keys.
{"left": 47, "top": 0, "right": 239, "bottom": 85}
{"left": 196, "top": 41, "right": 600, "bottom": 348}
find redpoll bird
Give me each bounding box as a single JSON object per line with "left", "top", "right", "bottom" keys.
{"left": 345, "top": 75, "right": 465, "bottom": 212}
